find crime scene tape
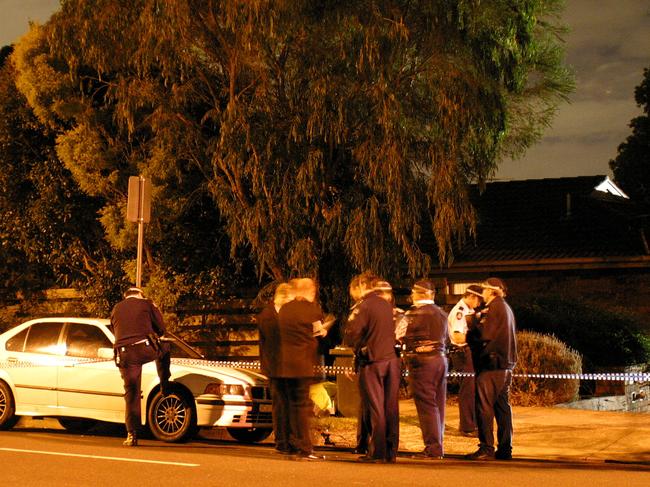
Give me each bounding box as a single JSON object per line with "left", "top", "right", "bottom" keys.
{"left": 1, "top": 357, "right": 649, "bottom": 383}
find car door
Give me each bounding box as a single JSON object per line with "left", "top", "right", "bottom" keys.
{"left": 5, "top": 321, "right": 63, "bottom": 413}
{"left": 56, "top": 322, "right": 125, "bottom": 422}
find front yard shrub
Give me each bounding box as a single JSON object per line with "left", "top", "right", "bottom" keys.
{"left": 511, "top": 331, "right": 582, "bottom": 406}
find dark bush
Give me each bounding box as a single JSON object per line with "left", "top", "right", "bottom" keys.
{"left": 511, "top": 331, "right": 582, "bottom": 406}
{"left": 510, "top": 294, "right": 649, "bottom": 370}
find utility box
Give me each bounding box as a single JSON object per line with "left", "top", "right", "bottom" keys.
{"left": 330, "top": 346, "right": 359, "bottom": 418}
{"left": 625, "top": 365, "right": 650, "bottom": 412}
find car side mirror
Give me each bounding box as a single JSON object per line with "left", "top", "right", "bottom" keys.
{"left": 98, "top": 347, "right": 114, "bottom": 360}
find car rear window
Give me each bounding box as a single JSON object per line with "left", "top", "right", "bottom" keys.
{"left": 5, "top": 328, "right": 28, "bottom": 352}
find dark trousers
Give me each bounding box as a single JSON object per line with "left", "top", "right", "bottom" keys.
{"left": 356, "top": 399, "right": 370, "bottom": 452}
{"left": 476, "top": 369, "right": 514, "bottom": 454}
{"left": 270, "top": 378, "right": 291, "bottom": 452}
{"left": 407, "top": 354, "right": 447, "bottom": 456}
{"left": 450, "top": 346, "right": 476, "bottom": 432}
{"left": 358, "top": 357, "right": 400, "bottom": 461}
{"left": 272, "top": 377, "right": 313, "bottom": 455}
{"left": 117, "top": 341, "right": 159, "bottom": 433}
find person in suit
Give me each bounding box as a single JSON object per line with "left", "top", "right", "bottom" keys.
{"left": 466, "top": 277, "right": 518, "bottom": 461}
{"left": 276, "top": 278, "right": 325, "bottom": 460}
{"left": 111, "top": 286, "right": 170, "bottom": 447}
{"left": 401, "top": 280, "right": 448, "bottom": 459}
{"left": 345, "top": 272, "right": 400, "bottom": 463}
{"left": 257, "top": 282, "right": 294, "bottom": 454}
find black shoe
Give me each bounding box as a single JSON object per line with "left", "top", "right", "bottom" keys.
{"left": 411, "top": 452, "right": 443, "bottom": 460}
{"left": 357, "top": 455, "right": 385, "bottom": 464}
{"left": 495, "top": 450, "right": 512, "bottom": 460}
{"left": 296, "top": 453, "right": 325, "bottom": 461}
{"left": 122, "top": 432, "right": 138, "bottom": 447}
{"left": 353, "top": 447, "right": 368, "bottom": 455}
{"left": 465, "top": 449, "right": 494, "bottom": 461}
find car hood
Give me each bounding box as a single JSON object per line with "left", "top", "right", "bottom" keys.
{"left": 169, "top": 358, "right": 267, "bottom": 385}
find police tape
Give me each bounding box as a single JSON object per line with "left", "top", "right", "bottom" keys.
{"left": 2, "top": 358, "right": 649, "bottom": 383}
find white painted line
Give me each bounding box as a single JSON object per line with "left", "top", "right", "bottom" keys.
{"left": 0, "top": 447, "right": 200, "bottom": 467}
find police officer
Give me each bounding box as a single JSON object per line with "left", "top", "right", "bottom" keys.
{"left": 276, "top": 278, "right": 325, "bottom": 461}
{"left": 346, "top": 275, "right": 370, "bottom": 455}
{"left": 466, "top": 277, "right": 517, "bottom": 461}
{"left": 256, "top": 282, "right": 294, "bottom": 455}
{"left": 111, "top": 286, "right": 171, "bottom": 446}
{"left": 345, "top": 272, "right": 400, "bottom": 463}
{"left": 401, "top": 280, "right": 448, "bottom": 459}
{"left": 447, "top": 284, "right": 484, "bottom": 436}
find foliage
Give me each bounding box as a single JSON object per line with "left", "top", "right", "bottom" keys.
{"left": 4, "top": 1, "right": 572, "bottom": 314}
{"left": 510, "top": 294, "right": 650, "bottom": 370}
{"left": 511, "top": 331, "right": 581, "bottom": 406}
{"left": 0, "top": 45, "right": 117, "bottom": 303}
{"left": 610, "top": 67, "right": 650, "bottom": 204}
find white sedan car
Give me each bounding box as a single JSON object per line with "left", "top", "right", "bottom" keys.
{"left": 0, "top": 317, "right": 272, "bottom": 443}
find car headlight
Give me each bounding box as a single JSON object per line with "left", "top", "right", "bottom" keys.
{"left": 204, "top": 383, "right": 246, "bottom": 397}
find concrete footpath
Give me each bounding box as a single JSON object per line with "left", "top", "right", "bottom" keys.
{"left": 396, "top": 399, "right": 650, "bottom": 464}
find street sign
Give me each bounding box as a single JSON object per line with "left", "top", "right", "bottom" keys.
{"left": 127, "top": 176, "right": 151, "bottom": 223}
{"left": 126, "top": 176, "right": 152, "bottom": 287}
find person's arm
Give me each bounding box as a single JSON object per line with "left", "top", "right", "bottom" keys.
{"left": 344, "top": 303, "right": 368, "bottom": 349}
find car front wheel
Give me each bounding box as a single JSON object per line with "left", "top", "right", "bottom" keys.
{"left": 147, "top": 390, "right": 197, "bottom": 443}
{"left": 0, "top": 381, "right": 19, "bottom": 430}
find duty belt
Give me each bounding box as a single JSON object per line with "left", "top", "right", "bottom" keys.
{"left": 117, "top": 338, "right": 150, "bottom": 353}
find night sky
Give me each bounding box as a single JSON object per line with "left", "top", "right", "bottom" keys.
{"left": 1, "top": 0, "right": 648, "bottom": 182}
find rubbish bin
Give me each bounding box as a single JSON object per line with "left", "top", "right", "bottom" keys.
{"left": 329, "top": 346, "right": 359, "bottom": 417}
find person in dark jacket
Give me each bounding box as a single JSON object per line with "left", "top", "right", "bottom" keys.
{"left": 111, "top": 286, "right": 170, "bottom": 446}
{"left": 345, "top": 272, "right": 400, "bottom": 463}
{"left": 257, "top": 282, "right": 294, "bottom": 454}
{"left": 401, "top": 280, "right": 448, "bottom": 459}
{"left": 466, "top": 277, "right": 518, "bottom": 461}
{"left": 276, "top": 278, "right": 325, "bottom": 461}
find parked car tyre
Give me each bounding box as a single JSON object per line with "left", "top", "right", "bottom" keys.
{"left": 0, "top": 380, "right": 19, "bottom": 430}
{"left": 147, "top": 390, "right": 197, "bottom": 443}
{"left": 227, "top": 426, "right": 273, "bottom": 443}
{"left": 57, "top": 418, "right": 99, "bottom": 433}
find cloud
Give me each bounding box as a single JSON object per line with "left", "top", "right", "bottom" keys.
{"left": 499, "top": 0, "right": 649, "bottom": 180}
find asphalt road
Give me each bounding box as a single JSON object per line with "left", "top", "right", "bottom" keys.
{"left": 1, "top": 424, "right": 649, "bottom": 487}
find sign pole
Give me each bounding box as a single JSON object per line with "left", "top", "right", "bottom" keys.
{"left": 127, "top": 175, "right": 151, "bottom": 288}
{"left": 136, "top": 176, "right": 145, "bottom": 287}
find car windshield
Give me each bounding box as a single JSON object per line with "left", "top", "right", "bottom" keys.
{"left": 164, "top": 331, "right": 204, "bottom": 359}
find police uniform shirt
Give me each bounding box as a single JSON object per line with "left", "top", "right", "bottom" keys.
{"left": 402, "top": 300, "right": 448, "bottom": 354}
{"left": 345, "top": 291, "right": 396, "bottom": 363}
{"left": 473, "top": 296, "right": 517, "bottom": 370}
{"left": 111, "top": 295, "right": 165, "bottom": 348}
{"left": 448, "top": 298, "right": 474, "bottom": 347}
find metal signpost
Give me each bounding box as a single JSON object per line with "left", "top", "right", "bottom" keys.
{"left": 127, "top": 176, "right": 152, "bottom": 287}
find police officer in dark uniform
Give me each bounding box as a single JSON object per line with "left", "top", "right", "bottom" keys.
{"left": 345, "top": 273, "right": 400, "bottom": 463}
{"left": 402, "top": 280, "right": 448, "bottom": 459}
{"left": 447, "top": 285, "right": 484, "bottom": 436}
{"left": 111, "top": 286, "right": 171, "bottom": 446}
{"left": 466, "top": 277, "right": 517, "bottom": 460}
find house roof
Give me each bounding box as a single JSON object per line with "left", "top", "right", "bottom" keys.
{"left": 445, "top": 175, "right": 650, "bottom": 272}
